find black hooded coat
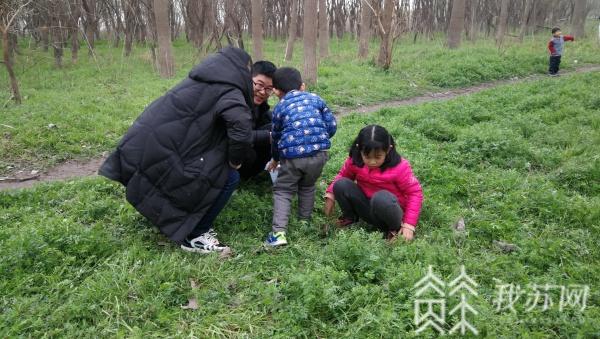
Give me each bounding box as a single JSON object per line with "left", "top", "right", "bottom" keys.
{"left": 99, "top": 47, "right": 254, "bottom": 244}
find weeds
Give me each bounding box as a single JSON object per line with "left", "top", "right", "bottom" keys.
{"left": 1, "top": 30, "right": 600, "bottom": 337}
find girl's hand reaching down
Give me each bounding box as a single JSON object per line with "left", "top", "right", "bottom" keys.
{"left": 400, "top": 223, "right": 415, "bottom": 242}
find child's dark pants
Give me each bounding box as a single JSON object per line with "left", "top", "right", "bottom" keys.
{"left": 333, "top": 177, "right": 403, "bottom": 233}
{"left": 549, "top": 55, "right": 561, "bottom": 74}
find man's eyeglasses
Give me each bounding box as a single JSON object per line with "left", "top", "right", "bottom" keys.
{"left": 253, "top": 82, "right": 274, "bottom": 95}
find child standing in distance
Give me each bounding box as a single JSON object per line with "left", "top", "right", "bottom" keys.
{"left": 265, "top": 67, "right": 337, "bottom": 246}
{"left": 324, "top": 125, "right": 423, "bottom": 242}
{"left": 548, "top": 27, "right": 575, "bottom": 77}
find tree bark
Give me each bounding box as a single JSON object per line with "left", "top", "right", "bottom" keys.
{"left": 67, "top": 0, "right": 80, "bottom": 61}
{"left": 123, "top": 0, "right": 139, "bottom": 56}
{"left": 571, "top": 0, "right": 587, "bottom": 38}
{"left": 446, "top": 0, "right": 467, "bottom": 48}
{"left": 303, "top": 0, "right": 318, "bottom": 85}
{"left": 376, "top": 0, "right": 394, "bottom": 69}
{"left": 51, "top": 1, "right": 65, "bottom": 69}
{"left": 285, "top": 0, "right": 299, "bottom": 61}
{"left": 154, "top": 0, "right": 175, "bottom": 78}
{"left": 81, "top": 0, "right": 97, "bottom": 55}
{"left": 517, "top": 0, "right": 533, "bottom": 43}
{"left": 318, "top": 0, "right": 329, "bottom": 58}
{"left": 0, "top": 0, "right": 33, "bottom": 105}
{"left": 252, "top": 0, "right": 263, "bottom": 61}
{"left": 496, "top": 0, "right": 509, "bottom": 45}
{"left": 358, "top": 0, "right": 372, "bottom": 60}
{"left": 469, "top": 0, "right": 478, "bottom": 43}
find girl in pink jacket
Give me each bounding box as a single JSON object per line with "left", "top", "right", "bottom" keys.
{"left": 324, "top": 125, "right": 423, "bottom": 242}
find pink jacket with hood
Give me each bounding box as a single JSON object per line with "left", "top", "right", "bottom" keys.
{"left": 326, "top": 157, "right": 424, "bottom": 226}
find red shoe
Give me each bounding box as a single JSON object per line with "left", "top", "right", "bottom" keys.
{"left": 336, "top": 215, "right": 357, "bottom": 228}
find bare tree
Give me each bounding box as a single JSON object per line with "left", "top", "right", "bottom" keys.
{"left": 303, "top": 0, "right": 318, "bottom": 84}
{"left": 183, "top": 0, "right": 206, "bottom": 50}
{"left": 123, "top": 0, "right": 140, "bottom": 56}
{"left": 358, "top": 0, "right": 372, "bottom": 60}
{"left": 496, "top": 0, "right": 509, "bottom": 45}
{"left": 81, "top": 0, "right": 99, "bottom": 55}
{"left": 154, "top": 0, "right": 175, "bottom": 77}
{"left": 571, "top": 0, "right": 587, "bottom": 38}
{"left": 518, "top": 0, "right": 533, "bottom": 43}
{"left": 446, "top": 0, "right": 467, "bottom": 48}
{"left": 285, "top": 0, "right": 299, "bottom": 61}
{"left": 252, "top": 0, "right": 263, "bottom": 60}
{"left": 318, "top": 0, "right": 328, "bottom": 58}
{"left": 67, "top": 0, "right": 81, "bottom": 60}
{"left": 376, "top": 0, "right": 394, "bottom": 68}
{"left": 1, "top": 0, "right": 33, "bottom": 105}
{"left": 469, "top": 0, "right": 478, "bottom": 43}
{"left": 51, "top": 0, "right": 67, "bottom": 69}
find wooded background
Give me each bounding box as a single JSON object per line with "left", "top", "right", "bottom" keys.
{"left": 1, "top": 0, "right": 598, "bottom": 103}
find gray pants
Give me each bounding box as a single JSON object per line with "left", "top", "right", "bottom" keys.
{"left": 333, "top": 177, "right": 404, "bottom": 233}
{"left": 272, "top": 151, "right": 329, "bottom": 233}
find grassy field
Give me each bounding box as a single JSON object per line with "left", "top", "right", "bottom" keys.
{"left": 1, "top": 24, "right": 600, "bottom": 337}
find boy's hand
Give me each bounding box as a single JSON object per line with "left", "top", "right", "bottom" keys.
{"left": 324, "top": 197, "right": 336, "bottom": 217}
{"left": 266, "top": 160, "right": 280, "bottom": 172}
{"left": 400, "top": 223, "right": 415, "bottom": 242}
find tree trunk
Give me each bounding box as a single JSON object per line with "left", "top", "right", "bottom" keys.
{"left": 496, "top": 0, "right": 509, "bottom": 45}
{"left": 154, "top": 0, "right": 175, "bottom": 78}
{"left": 123, "top": 0, "right": 139, "bottom": 56}
{"left": 68, "top": 0, "right": 80, "bottom": 61}
{"left": 81, "top": 0, "right": 96, "bottom": 55}
{"left": 376, "top": 0, "right": 394, "bottom": 69}
{"left": 184, "top": 0, "right": 204, "bottom": 50}
{"left": 303, "top": 0, "right": 318, "bottom": 85}
{"left": 51, "top": 1, "right": 65, "bottom": 69}
{"left": 446, "top": 0, "right": 467, "bottom": 48}
{"left": 318, "top": 0, "right": 329, "bottom": 59}
{"left": 517, "top": 0, "right": 533, "bottom": 43}
{"left": 285, "top": 0, "right": 299, "bottom": 61}
{"left": 469, "top": 0, "right": 478, "bottom": 43}
{"left": 358, "top": 0, "right": 372, "bottom": 60}
{"left": 252, "top": 0, "right": 263, "bottom": 61}
{"left": 571, "top": 0, "right": 587, "bottom": 38}
{"left": 0, "top": 3, "right": 28, "bottom": 105}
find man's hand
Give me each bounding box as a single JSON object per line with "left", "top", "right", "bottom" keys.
{"left": 266, "top": 160, "right": 280, "bottom": 172}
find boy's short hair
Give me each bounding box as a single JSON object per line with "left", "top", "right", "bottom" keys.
{"left": 252, "top": 61, "right": 277, "bottom": 78}
{"left": 551, "top": 27, "right": 561, "bottom": 34}
{"left": 272, "top": 67, "right": 303, "bottom": 94}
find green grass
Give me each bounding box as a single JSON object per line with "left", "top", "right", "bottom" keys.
{"left": 2, "top": 22, "right": 600, "bottom": 173}
{"left": 1, "top": 24, "right": 600, "bottom": 337}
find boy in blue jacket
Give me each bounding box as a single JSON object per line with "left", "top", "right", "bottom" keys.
{"left": 265, "top": 67, "right": 337, "bottom": 246}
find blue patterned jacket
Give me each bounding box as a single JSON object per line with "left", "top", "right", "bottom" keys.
{"left": 271, "top": 90, "right": 337, "bottom": 161}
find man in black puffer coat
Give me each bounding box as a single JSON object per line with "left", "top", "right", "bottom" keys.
{"left": 99, "top": 47, "right": 254, "bottom": 254}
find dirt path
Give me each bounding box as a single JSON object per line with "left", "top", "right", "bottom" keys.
{"left": 2, "top": 66, "right": 599, "bottom": 191}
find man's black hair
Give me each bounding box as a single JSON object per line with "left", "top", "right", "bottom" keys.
{"left": 272, "top": 67, "right": 303, "bottom": 94}
{"left": 551, "top": 27, "right": 561, "bottom": 34}
{"left": 252, "top": 61, "right": 277, "bottom": 78}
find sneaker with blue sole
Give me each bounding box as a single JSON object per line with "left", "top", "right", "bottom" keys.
{"left": 266, "top": 231, "right": 288, "bottom": 246}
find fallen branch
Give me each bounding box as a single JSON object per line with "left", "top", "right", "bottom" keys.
{"left": 0, "top": 174, "right": 39, "bottom": 182}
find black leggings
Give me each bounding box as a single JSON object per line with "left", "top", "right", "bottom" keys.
{"left": 333, "top": 177, "right": 404, "bottom": 233}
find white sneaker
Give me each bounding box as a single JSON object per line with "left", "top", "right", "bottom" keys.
{"left": 181, "top": 231, "right": 228, "bottom": 254}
